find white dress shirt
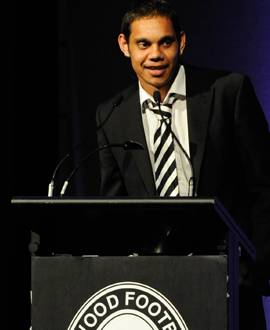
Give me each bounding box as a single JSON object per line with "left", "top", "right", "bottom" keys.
{"left": 139, "top": 65, "right": 193, "bottom": 196}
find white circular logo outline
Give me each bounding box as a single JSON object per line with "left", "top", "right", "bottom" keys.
{"left": 68, "top": 281, "right": 189, "bottom": 330}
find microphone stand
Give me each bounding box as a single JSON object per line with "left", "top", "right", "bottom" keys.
{"left": 48, "top": 94, "right": 123, "bottom": 197}
{"left": 60, "top": 141, "right": 144, "bottom": 196}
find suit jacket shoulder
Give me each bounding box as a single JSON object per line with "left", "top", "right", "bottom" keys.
{"left": 183, "top": 62, "right": 247, "bottom": 95}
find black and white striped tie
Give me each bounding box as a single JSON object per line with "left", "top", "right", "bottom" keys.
{"left": 143, "top": 97, "right": 179, "bottom": 196}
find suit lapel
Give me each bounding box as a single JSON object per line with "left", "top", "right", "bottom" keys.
{"left": 119, "top": 85, "right": 156, "bottom": 196}
{"left": 184, "top": 64, "right": 214, "bottom": 191}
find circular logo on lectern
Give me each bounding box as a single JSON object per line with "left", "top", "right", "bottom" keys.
{"left": 68, "top": 282, "right": 189, "bottom": 330}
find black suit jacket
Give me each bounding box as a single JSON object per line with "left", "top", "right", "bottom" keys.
{"left": 96, "top": 63, "right": 270, "bottom": 285}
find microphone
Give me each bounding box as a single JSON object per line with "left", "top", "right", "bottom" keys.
{"left": 48, "top": 94, "right": 123, "bottom": 197}
{"left": 60, "top": 140, "right": 144, "bottom": 196}
{"left": 153, "top": 90, "right": 195, "bottom": 196}
{"left": 153, "top": 90, "right": 161, "bottom": 105}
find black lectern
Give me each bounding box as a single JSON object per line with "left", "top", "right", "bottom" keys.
{"left": 11, "top": 197, "right": 256, "bottom": 330}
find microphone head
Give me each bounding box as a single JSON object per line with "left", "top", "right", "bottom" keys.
{"left": 123, "top": 141, "right": 144, "bottom": 150}
{"left": 113, "top": 94, "right": 123, "bottom": 107}
{"left": 153, "top": 90, "right": 161, "bottom": 104}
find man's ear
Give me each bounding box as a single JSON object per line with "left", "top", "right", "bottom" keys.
{"left": 179, "top": 31, "right": 186, "bottom": 55}
{"left": 118, "top": 34, "right": 130, "bottom": 57}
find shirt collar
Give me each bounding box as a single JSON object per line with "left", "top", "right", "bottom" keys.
{"left": 139, "top": 64, "right": 185, "bottom": 110}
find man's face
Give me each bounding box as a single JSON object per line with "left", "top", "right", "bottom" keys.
{"left": 118, "top": 16, "right": 185, "bottom": 100}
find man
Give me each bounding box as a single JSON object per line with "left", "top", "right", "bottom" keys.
{"left": 96, "top": 0, "right": 270, "bottom": 327}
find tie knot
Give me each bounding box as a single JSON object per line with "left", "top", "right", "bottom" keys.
{"left": 142, "top": 93, "right": 179, "bottom": 118}
{"left": 143, "top": 99, "right": 173, "bottom": 120}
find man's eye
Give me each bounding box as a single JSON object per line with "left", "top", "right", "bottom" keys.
{"left": 138, "top": 42, "right": 149, "bottom": 49}
{"left": 163, "top": 39, "right": 172, "bottom": 46}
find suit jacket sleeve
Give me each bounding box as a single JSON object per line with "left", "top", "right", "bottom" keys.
{"left": 235, "top": 75, "right": 270, "bottom": 285}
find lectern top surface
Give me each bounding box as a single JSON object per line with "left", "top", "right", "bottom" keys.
{"left": 11, "top": 196, "right": 216, "bottom": 205}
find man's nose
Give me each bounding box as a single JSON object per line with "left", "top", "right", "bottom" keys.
{"left": 149, "top": 45, "right": 164, "bottom": 61}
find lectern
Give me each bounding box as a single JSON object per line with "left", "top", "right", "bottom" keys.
{"left": 11, "top": 197, "right": 256, "bottom": 330}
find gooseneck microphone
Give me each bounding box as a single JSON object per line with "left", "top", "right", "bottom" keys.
{"left": 60, "top": 141, "right": 144, "bottom": 196}
{"left": 153, "top": 90, "right": 195, "bottom": 197}
{"left": 48, "top": 94, "right": 123, "bottom": 197}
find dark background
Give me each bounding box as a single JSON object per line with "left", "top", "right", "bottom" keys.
{"left": 10, "top": 0, "right": 270, "bottom": 198}
{"left": 7, "top": 0, "right": 270, "bottom": 328}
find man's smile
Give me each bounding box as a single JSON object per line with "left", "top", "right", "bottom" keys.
{"left": 144, "top": 64, "right": 169, "bottom": 76}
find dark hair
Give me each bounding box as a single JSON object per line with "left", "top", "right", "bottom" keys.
{"left": 121, "top": 0, "right": 182, "bottom": 43}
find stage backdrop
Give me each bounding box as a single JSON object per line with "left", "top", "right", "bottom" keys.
{"left": 12, "top": 0, "right": 270, "bottom": 197}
